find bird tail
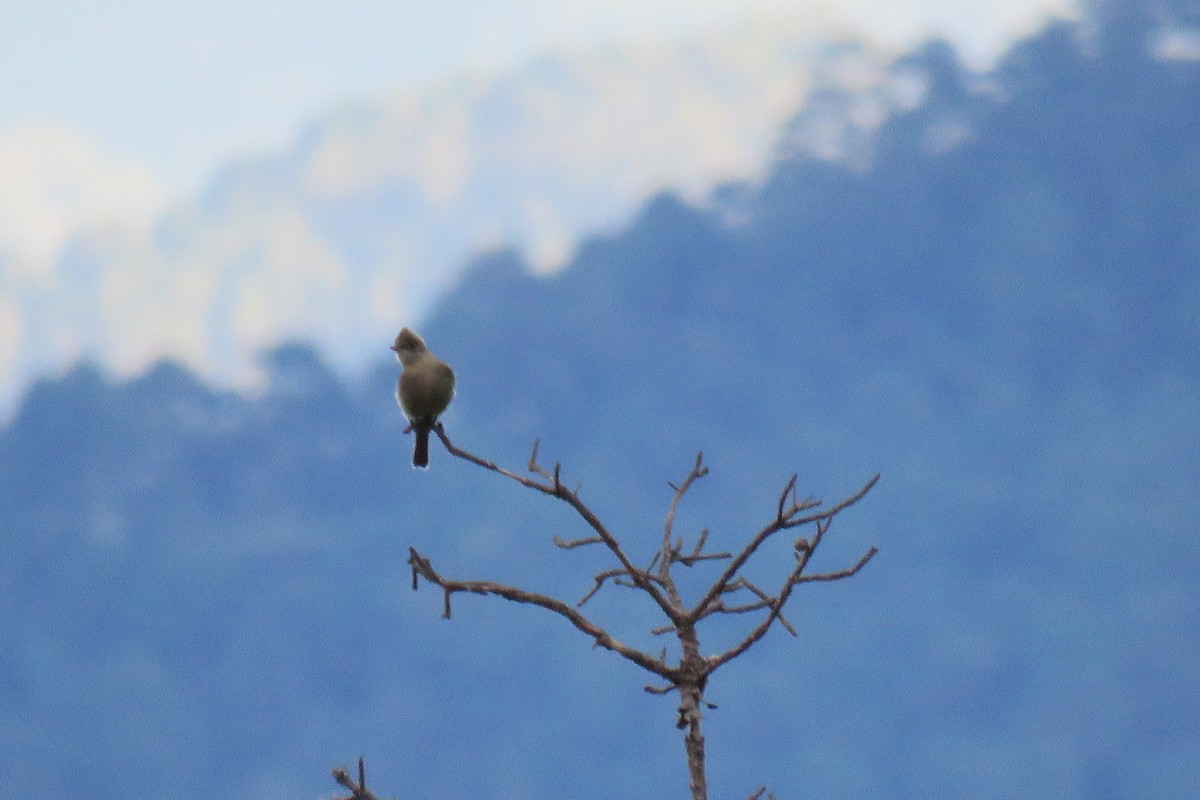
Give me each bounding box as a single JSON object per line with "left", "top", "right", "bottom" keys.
{"left": 412, "top": 424, "right": 430, "bottom": 469}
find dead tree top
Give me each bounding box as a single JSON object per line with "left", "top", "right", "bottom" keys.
{"left": 409, "top": 427, "right": 879, "bottom": 692}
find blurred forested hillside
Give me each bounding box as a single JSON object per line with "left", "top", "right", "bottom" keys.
{"left": 2, "top": 2, "right": 1198, "bottom": 798}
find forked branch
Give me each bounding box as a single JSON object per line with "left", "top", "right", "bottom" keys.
{"left": 690, "top": 472, "right": 879, "bottom": 625}
{"left": 331, "top": 757, "right": 380, "bottom": 800}
{"left": 709, "top": 530, "right": 879, "bottom": 671}
{"left": 408, "top": 547, "right": 675, "bottom": 680}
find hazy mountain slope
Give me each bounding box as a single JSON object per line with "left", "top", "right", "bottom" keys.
{"left": 3, "top": 3, "right": 1199, "bottom": 799}
{"left": 0, "top": 16, "right": 897, "bottom": 416}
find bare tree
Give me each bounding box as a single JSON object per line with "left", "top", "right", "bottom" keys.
{"left": 338, "top": 426, "right": 878, "bottom": 800}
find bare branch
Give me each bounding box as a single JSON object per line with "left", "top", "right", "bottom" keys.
{"left": 409, "top": 547, "right": 675, "bottom": 680}
{"left": 577, "top": 567, "right": 661, "bottom": 606}
{"left": 576, "top": 572, "right": 612, "bottom": 607}
{"left": 782, "top": 473, "right": 881, "bottom": 530}
{"left": 434, "top": 427, "right": 680, "bottom": 619}
{"left": 331, "top": 757, "right": 380, "bottom": 800}
{"left": 688, "top": 521, "right": 781, "bottom": 621}
{"left": 794, "top": 546, "right": 879, "bottom": 585}
{"left": 708, "top": 537, "right": 878, "bottom": 671}
{"left": 435, "top": 426, "right": 558, "bottom": 496}
{"left": 690, "top": 474, "right": 879, "bottom": 622}
{"left": 674, "top": 550, "right": 733, "bottom": 567}
{"left": 656, "top": 453, "right": 711, "bottom": 613}
{"left": 555, "top": 492, "right": 678, "bottom": 615}
{"left": 663, "top": 452, "right": 710, "bottom": 563}
{"left": 776, "top": 474, "right": 798, "bottom": 523}
{"left": 705, "top": 577, "right": 798, "bottom": 637}
{"left": 664, "top": 527, "right": 733, "bottom": 567}
{"left": 645, "top": 682, "right": 678, "bottom": 695}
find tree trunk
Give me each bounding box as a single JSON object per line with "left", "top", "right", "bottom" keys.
{"left": 677, "top": 622, "right": 709, "bottom": 800}
{"left": 684, "top": 691, "right": 708, "bottom": 800}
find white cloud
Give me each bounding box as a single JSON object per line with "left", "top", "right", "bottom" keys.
{"left": 0, "top": 121, "right": 167, "bottom": 269}
{"left": 0, "top": 292, "right": 24, "bottom": 389}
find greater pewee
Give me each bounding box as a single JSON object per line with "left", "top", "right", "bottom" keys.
{"left": 391, "top": 328, "right": 455, "bottom": 469}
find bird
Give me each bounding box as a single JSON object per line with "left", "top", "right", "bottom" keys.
{"left": 390, "top": 328, "right": 455, "bottom": 468}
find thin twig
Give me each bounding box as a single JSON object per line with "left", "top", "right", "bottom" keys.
{"left": 554, "top": 534, "right": 605, "bottom": 549}
{"left": 577, "top": 567, "right": 662, "bottom": 606}
{"left": 331, "top": 757, "right": 381, "bottom": 800}
{"left": 645, "top": 682, "right": 678, "bottom": 695}
{"left": 657, "top": 453, "right": 710, "bottom": 611}
{"left": 776, "top": 474, "right": 798, "bottom": 523}
{"left": 663, "top": 453, "right": 709, "bottom": 555}
{"left": 794, "top": 546, "right": 879, "bottom": 585}
{"left": 672, "top": 529, "right": 733, "bottom": 566}
{"left": 674, "top": 550, "right": 733, "bottom": 567}
{"left": 781, "top": 474, "right": 881, "bottom": 530}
